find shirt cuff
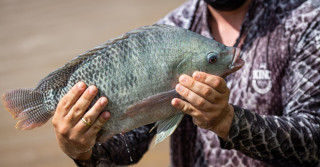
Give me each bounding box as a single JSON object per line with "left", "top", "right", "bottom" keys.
{"left": 219, "top": 105, "right": 243, "bottom": 150}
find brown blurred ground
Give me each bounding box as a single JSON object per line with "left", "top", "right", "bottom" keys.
{"left": 0, "top": 0, "right": 183, "bottom": 166}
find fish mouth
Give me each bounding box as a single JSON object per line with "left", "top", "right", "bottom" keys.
{"left": 228, "top": 47, "right": 244, "bottom": 70}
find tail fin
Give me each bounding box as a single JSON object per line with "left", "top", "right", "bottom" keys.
{"left": 2, "top": 89, "right": 53, "bottom": 130}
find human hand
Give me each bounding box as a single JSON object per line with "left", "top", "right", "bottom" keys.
{"left": 171, "top": 72, "right": 234, "bottom": 140}
{"left": 52, "top": 82, "right": 110, "bottom": 160}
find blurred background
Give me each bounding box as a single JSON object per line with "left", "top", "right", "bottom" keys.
{"left": 0, "top": 0, "right": 184, "bottom": 166}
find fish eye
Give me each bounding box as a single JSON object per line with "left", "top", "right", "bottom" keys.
{"left": 207, "top": 53, "right": 218, "bottom": 64}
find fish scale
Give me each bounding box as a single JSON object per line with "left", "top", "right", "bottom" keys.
{"left": 2, "top": 24, "right": 243, "bottom": 143}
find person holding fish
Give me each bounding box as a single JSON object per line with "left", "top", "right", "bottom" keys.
{"left": 3, "top": 0, "right": 318, "bottom": 166}
{"left": 53, "top": 0, "right": 320, "bottom": 166}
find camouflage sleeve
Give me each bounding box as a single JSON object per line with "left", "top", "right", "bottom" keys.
{"left": 73, "top": 124, "right": 156, "bottom": 167}
{"left": 220, "top": 17, "right": 320, "bottom": 166}
{"left": 220, "top": 106, "right": 319, "bottom": 166}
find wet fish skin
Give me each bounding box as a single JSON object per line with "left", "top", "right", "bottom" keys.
{"left": 2, "top": 24, "right": 243, "bottom": 142}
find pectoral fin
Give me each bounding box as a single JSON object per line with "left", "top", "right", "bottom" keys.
{"left": 120, "top": 90, "right": 184, "bottom": 144}
{"left": 153, "top": 113, "right": 184, "bottom": 144}
{"left": 121, "top": 90, "right": 180, "bottom": 119}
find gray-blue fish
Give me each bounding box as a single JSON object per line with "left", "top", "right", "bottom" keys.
{"left": 2, "top": 24, "right": 244, "bottom": 144}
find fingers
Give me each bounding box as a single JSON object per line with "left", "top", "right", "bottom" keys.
{"left": 56, "top": 82, "right": 86, "bottom": 117}
{"left": 54, "top": 82, "right": 107, "bottom": 132}
{"left": 173, "top": 72, "right": 230, "bottom": 120}
{"left": 192, "top": 72, "right": 228, "bottom": 94}
{"left": 52, "top": 82, "right": 110, "bottom": 160}
{"left": 87, "top": 111, "right": 110, "bottom": 136}
{"left": 75, "top": 97, "right": 109, "bottom": 132}
{"left": 172, "top": 72, "right": 233, "bottom": 137}
{"left": 177, "top": 73, "right": 228, "bottom": 104}
{"left": 178, "top": 75, "right": 216, "bottom": 103}
{"left": 175, "top": 83, "right": 214, "bottom": 111}
{"left": 171, "top": 98, "right": 199, "bottom": 117}
{"left": 66, "top": 85, "right": 98, "bottom": 122}
{"left": 171, "top": 98, "right": 209, "bottom": 128}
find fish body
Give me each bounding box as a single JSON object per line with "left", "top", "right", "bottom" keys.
{"left": 2, "top": 24, "right": 243, "bottom": 143}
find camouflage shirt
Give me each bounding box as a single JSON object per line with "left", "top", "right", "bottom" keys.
{"left": 75, "top": 0, "right": 320, "bottom": 166}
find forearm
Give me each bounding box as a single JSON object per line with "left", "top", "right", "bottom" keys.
{"left": 74, "top": 124, "right": 156, "bottom": 167}
{"left": 220, "top": 105, "right": 320, "bottom": 166}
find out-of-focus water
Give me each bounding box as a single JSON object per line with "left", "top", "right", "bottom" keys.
{"left": 0, "top": 0, "right": 183, "bottom": 166}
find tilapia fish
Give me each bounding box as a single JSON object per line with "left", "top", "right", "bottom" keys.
{"left": 2, "top": 24, "right": 244, "bottom": 144}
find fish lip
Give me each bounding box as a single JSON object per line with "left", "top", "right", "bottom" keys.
{"left": 228, "top": 47, "right": 242, "bottom": 69}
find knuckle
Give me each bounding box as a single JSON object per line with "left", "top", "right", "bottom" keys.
{"left": 205, "top": 73, "right": 217, "bottom": 83}
{"left": 83, "top": 93, "right": 93, "bottom": 101}
{"left": 183, "top": 104, "right": 190, "bottom": 112}
{"left": 175, "top": 100, "right": 184, "bottom": 110}
{"left": 201, "top": 73, "right": 207, "bottom": 81}
{"left": 211, "top": 95, "right": 219, "bottom": 103}
{"left": 184, "top": 89, "right": 190, "bottom": 98}
{"left": 92, "top": 118, "right": 104, "bottom": 132}
{"left": 59, "top": 126, "right": 70, "bottom": 136}
{"left": 196, "top": 98, "right": 206, "bottom": 107}
{"left": 64, "top": 115, "right": 74, "bottom": 123}
{"left": 189, "top": 79, "right": 196, "bottom": 88}
{"left": 58, "top": 99, "right": 69, "bottom": 108}
{"left": 91, "top": 124, "right": 102, "bottom": 132}
{"left": 68, "top": 135, "right": 77, "bottom": 143}
{"left": 182, "top": 103, "right": 192, "bottom": 113}
{"left": 60, "top": 105, "right": 70, "bottom": 112}
{"left": 52, "top": 118, "right": 58, "bottom": 127}
{"left": 78, "top": 137, "right": 88, "bottom": 145}
{"left": 72, "top": 105, "right": 82, "bottom": 113}
{"left": 192, "top": 111, "right": 201, "bottom": 118}
{"left": 202, "top": 87, "right": 212, "bottom": 96}
{"left": 213, "top": 78, "right": 221, "bottom": 88}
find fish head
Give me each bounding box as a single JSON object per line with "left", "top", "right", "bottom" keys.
{"left": 191, "top": 42, "right": 244, "bottom": 78}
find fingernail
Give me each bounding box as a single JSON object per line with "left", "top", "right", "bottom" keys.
{"left": 100, "top": 97, "right": 107, "bottom": 105}
{"left": 180, "top": 75, "right": 188, "bottom": 83}
{"left": 171, "top": 98, "right": 179, "bottom": 106}
{"left": 89, "top": 86, "right": 97, "bottom": 95}
{"left": 78, "top": 82, "right": 85, "bottom": 89}
{"left": 102, "top": 112, "right": 110, "bottom": 120}
{"left": 193, "top": 72, "right": 200, "bottom": 80}
{"left": 176, "top": 84, "right": 184, "bottom": 92}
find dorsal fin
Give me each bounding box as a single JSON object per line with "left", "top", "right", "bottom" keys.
{"left": 105, "top": 24, "right": 174, "bottom": 45}
{"left": 34, "top": 52, "right": 94, "bottom": 91}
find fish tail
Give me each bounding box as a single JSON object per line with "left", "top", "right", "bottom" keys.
{"left": 2, "top": 45, "right": 93, "bottom": 130}
{"left": 2, "top": 89, "right": 53, "bottom": 130}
